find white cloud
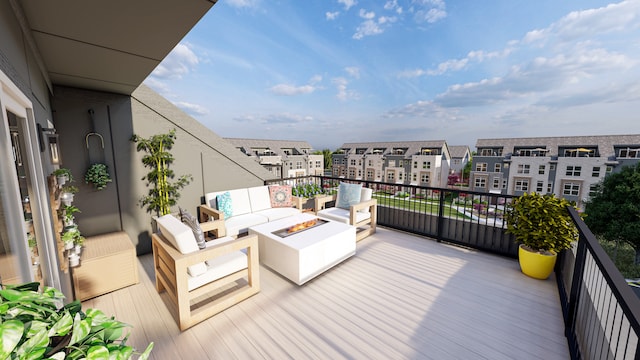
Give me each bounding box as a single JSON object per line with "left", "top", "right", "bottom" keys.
{"left": 384, "top": 0, "right": 402, "bottom": 13}
{"left": 411, "top": 0, "right": 447, "bottom": 23}
{"left": 150, "top": 43, "right": 199, "bottom": 80}
{"left": 353, "top": 15, "right": 397, "bottom": 39}
{"left": 332, "top": 77, "right": 359, "bottom": 101}
{"left": 338, "top": 0, "right": 357, "bottom": 11}
{"left": 227, "top": 0, "right": 260, "bottom": 8}
{"left": 345, "top": 66, "right": 360, "bottom": 78}
{"left": 174, "top": 101, "right": 209, "bottom": 116}
{"left": 359, "top": 9, "right": 375, "bottom": 19}
{"left": 326, "top": 11, "right": 340, "bottom": 20}
{"left": 269, "top": 84, "right": 316, "bottom": 96}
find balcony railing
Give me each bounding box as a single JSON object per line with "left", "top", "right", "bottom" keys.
{"left": 265, "top": 175, "right": 640, "bottom": 359}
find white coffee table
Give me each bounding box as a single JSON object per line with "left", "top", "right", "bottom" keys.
{"left": 248, "top": 213, "right": 356, "bottom": 285}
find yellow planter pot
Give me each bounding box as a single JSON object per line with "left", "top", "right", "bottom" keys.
{"left": 518, "top": 245, "right": 557, "bottom": 280}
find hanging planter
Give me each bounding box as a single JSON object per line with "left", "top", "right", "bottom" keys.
{"left": 85, "top": 163, "right": 112, "bottom": 190}
{"left": 52, "top": 168, "right": 73, "bottom": 186}
{"left": 60, "top": 185, "right": 78, "bottom": 206}
{"left": 68, "top": 252, "right": 80, "bottom": 267}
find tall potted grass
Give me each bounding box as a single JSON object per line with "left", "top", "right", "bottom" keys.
{"left": 504, "top": 192, "right": 579, "bottom": 279}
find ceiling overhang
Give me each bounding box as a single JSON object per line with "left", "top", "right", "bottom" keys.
{"left": 17, "top": 0, "right": 215, "bottom": 95}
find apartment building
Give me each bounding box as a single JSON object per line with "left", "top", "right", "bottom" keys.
{"left": 331, "top": 141, "right": 452, "bottom": 188}
{"left": 225, "top": 138, "right": 324, "bottom": 179}
{"left": 470, "top": 135, "right": 640, "bottom": 206}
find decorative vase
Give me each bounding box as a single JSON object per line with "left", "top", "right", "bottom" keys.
{"left": 518, "top": 244, "right": 557, "bottom": 280}
{"left": 68, "top": 253, "right": 80, "bottom": 267}
{"left": 56, "top": 175, "right": 67, "bottom": 186}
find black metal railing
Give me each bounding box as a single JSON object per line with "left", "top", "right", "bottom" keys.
{"left": 557, "top": 207, "right": 640, "bottom": 359}
{"left": 266, "top": 175, "right": 640, "bottom": 359}
{"left": 266, "top": 175, "right": 518, "bottom": 258}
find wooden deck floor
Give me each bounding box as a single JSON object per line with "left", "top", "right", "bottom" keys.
{"left": 82, "top": 227, "right": 570, "bottom": 360}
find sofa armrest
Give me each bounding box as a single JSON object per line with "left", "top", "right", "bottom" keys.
{"left": 200, "top": 219, "right": 226, "bottom": 238}
{"left": 315, "top": 194, "right": 337, "bottom": 211}
{"left": 198, "top": 204, "right": 224, "bottom": 222}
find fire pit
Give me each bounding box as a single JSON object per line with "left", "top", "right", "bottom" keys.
{"left": 272, "top": 218, "right": 327, "bottom": 238}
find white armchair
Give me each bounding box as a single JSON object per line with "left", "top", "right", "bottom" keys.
{"left": 152, "top": 214, "right": 259, "bottom": 330}
{"left": 315, "top": 185, "right": 377, "bottom": 241}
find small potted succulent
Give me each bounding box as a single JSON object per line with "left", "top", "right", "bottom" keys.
{"left": 52, "top": 168, "right": 73, "bottom": 186}
{"left": 85, "top": 163, "right": 112, "bottom": 190}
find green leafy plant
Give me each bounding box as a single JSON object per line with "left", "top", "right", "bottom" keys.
{"left": 0, "top": 282, "right": 153, "bottom": 359}
{"left": 62, "top": 205, "right": 81, "bottom": 224}
{"left": 84, "top": 163, "right": 112, "bottom": 190}
{"left": 61, "top": 185, "right": 79, "bottom": 195}
{"left": 52, "top": 168, "right": 73, "bottom": 183}
{"left": 131, "top": 129, "right": 192, "bottom": 216}
{"left": 504, "top": 192, "right": 580, "bottom": 254}
{"left": 291, "top": 183, "right": 323, "bottom": 198}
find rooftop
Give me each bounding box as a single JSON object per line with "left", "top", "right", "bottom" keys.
{"left": 85, "top": 227, "right": 568, "bottom": 359}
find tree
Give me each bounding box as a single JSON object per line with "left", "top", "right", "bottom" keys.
{"left": 131, "top": 129, "right": 192, "bottom": 216}
{"left": 313, "top": 149, "right": 333, "bottom": 172}
{"left": 584, "top": 163, "right": 640, "bottom": 263}
{"left": 461, "top": 151, "right": 475, "bottom": 184}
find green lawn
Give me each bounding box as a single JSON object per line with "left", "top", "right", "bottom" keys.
{"left": 372, "top": 194, "right": 471, "bottom": 219}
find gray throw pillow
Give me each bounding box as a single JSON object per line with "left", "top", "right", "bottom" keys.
{"left": 179, "top": 207, "right": 205, "bottom": 249}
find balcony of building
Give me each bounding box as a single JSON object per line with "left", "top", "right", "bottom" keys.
{"left": 84, "top": 176, "right": 640, "bottom": 359}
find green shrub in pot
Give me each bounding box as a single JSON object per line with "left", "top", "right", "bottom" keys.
{"left": 84, "top": 163, "right": 112, "bottom": 190}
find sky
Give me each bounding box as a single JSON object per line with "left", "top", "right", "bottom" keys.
{"left": 143, "top": 0, "right": 640, "bottom": 151}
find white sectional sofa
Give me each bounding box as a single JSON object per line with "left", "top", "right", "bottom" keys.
{"left": 200, "top": 185, "right": 302, "bottom": 237}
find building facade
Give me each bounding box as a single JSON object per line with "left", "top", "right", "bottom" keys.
{"left": 225, "top": 138, "right": 324, "bottom": 179}
{"left": 448, "top": 145, "right": 472, "bottom": 179}
{"left": 331, "top": 141, "right": 452, "bottom": 188}
{"left": 470, "top": 135, "right": 640, "bottom": 206}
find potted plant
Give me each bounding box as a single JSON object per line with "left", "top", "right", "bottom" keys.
{"left": 60, "top": 185, "right": 78, "bottom": 206}
{"left": 504, "top": 192, "right": 580, "bottom": 279}
{"left": 61, "top": 204, "right": 80, "bottom": 227}
{"left": 131, "top": 129, "right": 192, "bottom": 216}
{"left": 0, "top": 281, "right": 153, "bottom": 358}
{"left": 85, "top": 162, "right": 112, "bottom": 190}
{"left": 52, "top": 168, "right": 73, "bottom": 186}
{"left": 61, "top": 228, "right": 77, "bottom": 250}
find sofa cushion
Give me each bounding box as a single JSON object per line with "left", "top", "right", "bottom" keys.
{"left": 254, "top": 207, "right": 301, "bottom": 222}
{"left": 156, "top": 214, "right": 207, "bottom": 277}
{"left": 359, "top": 188, "right": 373, "bottom": 213}
{"left": 216, "top": 192, "right": 233, "bottom": 218}
{"left": 268, "top": 185, "right": 293, "bottom": 208}
{"left": 188, "top": 248, "right": 247, "bottom": 291}
{"left": 336, "top": 183, "right": 362, "bottom": 209}
{"left": 317, "top": 207, "right": 371, "bottom": 224}
{"left": 179, "top": 207, "right": 205, "bottom": 249}
{"left": 228, "top": 188, "right": 252, "bottom": 216}
{"left": 224, "top": 213, "right": 269, "bottom": 237}
{"left": 248, "top": 186, "right": 272, "bottom": 212}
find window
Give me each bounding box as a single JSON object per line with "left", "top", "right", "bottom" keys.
{"left": 453, "top": 159, "right": 461, "bottom": 164}
{"left": 550, "top": 164, "right": 556, "bottom": 171}
{"left": 619, "top": 148, "right": 640, "bottom": 158}
{"left": 517, "top": 164, "right": 530, "bottom": 174}
{"left": 348, "top": 169, "right": 355, "bottom": 178}
{"left": 547, "top": 183, "right": 553, "bottom": 194}
{"left": 334, "top": 158, "right": 340, "bottom": 164}
{"left": 494, "top": 163, "right": 501, "bottom": 172}
{"left": 413, "top": 161, "right": 417, "bottom": 169}
{"left": 350, "top": 159, "right": 356, "bottom": 166}
{"left": 387, "top": 172, "right": 395, "bottom": 181}
{"left": 296, "top": 161, "right": 302, "bottom": 169}
{"left": 492, "top": 178, "right": 500, "bottom": 189}
{"left": 538, "top": 165, "right": 545, "bottom": 175}
{"left": 536, "top": 181, "right": 544, "bottom": 193}
{"left": 606, "top": 166, "right": 613, "bottom": 173}
{"left": 474, "top": 177, "right": 486, "bottom": 188}
{"left": 592, "top": 166, "right": 600, "bottom": 177}
{"left": 515, "top": 179, "right": 529, "bottom": 192}
{"left": 366, "top": 170, "right": 374, "bottom": 179}
{"left": 368, "top": 160, "right": 373, "bottom": 166}
{"left": 398, "top": 172, "right": 403, "bottom": 181}
{"left": 566, "top": 166, "right": 581, "bottom": 176}
{"left": 422, "top": 161, "right": 431, "bottom": 169}
{"left": 421, "top": 173, "right": 430, "bottom": 184}
{"left": 358, "top": 170, "right": 362, "bottom": 178}
{"left": 475, "top": 163, "right": 487, "bottom": 172}
{"left": 412, "top": 173, "right": 417, "bottom": 181}
{"left": 589, "top": 184, "right": 599, "bottom": 197}
{"left": 502, "top": 179, "right": 507, "bottom": 189}
{"left": 316, "top": 160, "right": 322, "bottom": 167}
{"left": 563, "top": 182, "right": 580, "bottom": 196}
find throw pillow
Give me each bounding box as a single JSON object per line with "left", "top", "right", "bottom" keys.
{"left": 179, "top": 207, "right": 205, "bottom": 249}
{"left": 336, "top": 182, "right": 362, "bottom": 209}
{"left": 216, "top": 191, "right": 233, "bottom": 218}
{"left": 269, "top": 185, "right": 293, "bottom": 208}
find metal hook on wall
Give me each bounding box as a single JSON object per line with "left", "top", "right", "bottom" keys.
{"left": 85, "top": 132, "right": 104, "bottom": 149}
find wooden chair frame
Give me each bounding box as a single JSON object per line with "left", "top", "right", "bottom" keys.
{"left": 151, "top": 220, "right": 259, "bottom": 330}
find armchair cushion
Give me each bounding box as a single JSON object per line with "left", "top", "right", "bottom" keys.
{"left": 216, "top": 192, "right": 233, "bottom": 218}
{"left": 156, "top": 214, "right": 207, "bottom": 277}
{"left": 188, "top": 238, "right": 247, "bottom": 291}
{"left": 268, "top": 185, "right": 293, "bottom": 208}
{"left": 317, "top": 207, "right": 371, "bottom": 224}
{"left": 336, "top": 183, "right": 362, "bottom": 209}
{"left": 248, "top": 186, "right": 272, "bottom": 212}
{"left": 359, "top": 188, "right": 373, "bottom": 213}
